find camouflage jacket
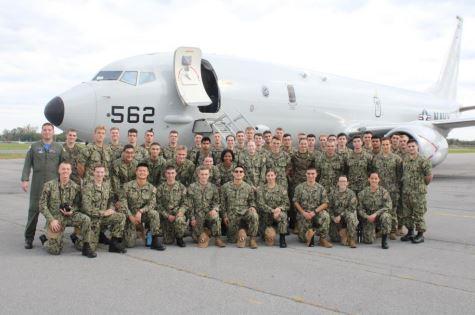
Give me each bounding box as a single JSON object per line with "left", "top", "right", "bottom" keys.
{"left": 315, "top": 153, "right": 345, "bottom": 192}
{"left": 337, "top": 146, "right": 351, "bottom": 161}
{"left": 119, "top": 180, "right": 157, "bottom": 217}
{"left": 79, "top": 143, "right": 113, "bottom": 180}
{"left": 220, "top": 181, "right": 256, "bottom": 217}
{"left": 145, "top": 156, "right": 167, "bottom": 187}
{"left": 256, "top": 184, "right": 289, "bottom": 214}
{"left": 193, "top": 165, "right": 221, "bottom": 187}
{"left": 132, "top": 144, "right": 149, "bottom": 163}
{"left": 290, "top": 151, "right": 315, "bottom": 185}
{"left": 81, "top": 181, "right": 114, "bottom": 218}
{"left": 217, "top": 162, "right": 236, "bottom": 186}
{"left": 186, "top": 182, "right": 220, "bottom": 219}
{"left": 238, "top": 151, "right": 267, "bottom": 187}
{"left": 162, "top": 145, "right": 178, "bottom": 161}
{"left": 402, "top": 155, "right": 432, "bottom": 194}
{"left": 328, "top": 188, "right": 358, "bottom": 218}
{"left": 156, "top": 181, "right": 188, "bottom": 217}
{"left": 39, "top": 179, "right": 81, "bottom": 222}
{"left": 111, "top": 159, "right": 138, "bottom": 197}
{"left": 265, "top": 151, "right": 291, "bottom": 187}
{"left": 371, "top": 152, "right": 403, "bottom": 193}
{"left": 346, "top": 150, "right": 372, "bottom": 193}
{"left": 109, "top": 143, "right": 123, "bottom": 161}
{"left": 166, "top": 159, "right": 196, "bottom": 187}
{"left": 191, "top": 150, "right": 217, "bottom": 166}
{"left": 61, "top": 143, "right": 84, "bottom": 183}
{"left": 293, "top": 182, "right": 328, "bottom": 212}
{"left": 357, "top": 186, "right": 392, "bottom": 219}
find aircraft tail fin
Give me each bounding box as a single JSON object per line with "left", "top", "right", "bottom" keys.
{"left": 428, "top": 16, "right": 463, "bottom": 101}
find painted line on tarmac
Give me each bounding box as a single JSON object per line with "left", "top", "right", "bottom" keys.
{"left": 432, "top": 211, "right": 475, "bottom": 219}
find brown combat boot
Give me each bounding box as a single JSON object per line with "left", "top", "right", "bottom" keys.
{"left": 237, "top": 229, "right": 247, "bottom": 248}
{"left": 319, "top": 238, "right": 333, "bottom": 248}
{"left": 389, "top": 232, "right": 397, "bottom": 240}
{"left": 339, "top": 228, "right": 348, "bottom": 246}
{"left": 305, "top": 229, "right": 316, "bottom": 247}
{"left": 215, "top": 237, "right": 226, "bottom": 248}
{"left": 249, "top": 237, "right": 258, "bottom": 249}
{"left": 348, "top": 237, "right": 357, "bottom": 248}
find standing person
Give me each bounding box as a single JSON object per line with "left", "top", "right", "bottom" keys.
{"left": 282, "top": 133, "right": 295, "bottom": 155}
{"left": 318, "top": 134, "right": 328, "bottom": 153}
{"left": 111, "top": 145, "right": 138, "bottom": 200}
{"left": 127, "top": 128, "right": 149, "bottom": 162}
{"left": 192, "top": 136, "right": 216, "bottom": 166}
{"left": 245, "top": 126, "right": 255, "bottom": 143}
{"left": 315, "top": 141, "right": 345, "bottom": 194}
{"left": 363, "top": 131, "right": 373, "bottom": 152}
{"left": 21, "top": 122, "right": 63, "bottom": 249}
{"left": 400, "top": 140, "right": 433, "bottom": 244}
{"left": 109, "top": 127, "right": 123, "bottom": 161}
{"left": 78, "top": 125, "right": 113, "bottom": 181}
{"left": 262, "top": 130, "right": 272, "bottom": 151}
{"left": 293, "top": 167, "right": 332, "bottom": 248}
{"left": 371, "top": 136, "right": 382, "bottom": 156}
{"left": 225, "top": 134, "right": 236, "bottom": 152}
{"left": 144, "top": 142, "right": 166, "bottom": 187}
{"left": 221, "top": 165, "right": 259, "bottom": 248}
{"left": 372, "top": 137, "right": 403, "bottom": 239}
{"left": 306, "top": 134, "right": 317, "bottom": 157}
{"left": 212, "top": 132, "right": 224, "bottom": 162}
{"left": 61, "top": 129, "right": 83, "bottom": 184}
{"left": 336, "top": 133, "right": 350, "bottom": 160}
{"left": 357, "top": 172, "right": 392, "bottom": 249}
{"left": 38, "top": 162, "right": 96, "bottom": 257}
{"left": 162, "top": 130, "right": 180, "bottom": 161}
{"left": 274, "top": 127, "right": 284, "bottom": 142}
{"left": 256, "top": 169, "right": 289, "bottom": 248}
{"left": 187, "top": 133, "right": 203, "bottom": 162}
{"left": 265, "top": 137, "right": 291, "bottom": 189}
{"left": 235, "top": 131, "right": 246, "bottom": 154}
{"left": 166, "top": 145, "right": 195, "bottom": 187}
{"left": 238, "top": 140, "right": 266, "bottom": 190}
{"left": 254, "top": 133, "right": 264, "bottom": 152}
{"left": 186, "top": 167, "right": 226, "bottom": 248}
{"left": 346, "top": 135, "right": 372, "bottom": 196}
{"left": 390, "top": 133, "right": 400, "bottom": 154}
{"left": 217, "top": 149, "right": 236, "bottom": 186}
{"left": 194, "top": 156, "right": 221, "bottom": 187}
{"left": 141, "top": 129, "right": 155, "bottom": 153}
{"left": 397, "top": 134, "right": 410, "bottom": 160}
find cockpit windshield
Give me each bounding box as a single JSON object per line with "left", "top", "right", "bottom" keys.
{"left": 92, "top": 71, "right": 123, "bottom": 81}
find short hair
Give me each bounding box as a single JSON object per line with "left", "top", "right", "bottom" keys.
{"left": 372, "top": 136, "right": 381, "bottom": 141}
{"left": 42, "top": 122, "right": 54, "bottom": 129}
{"left": 226, "top": 134, "right": 235, "bottom": 140}
{"left": 59, "top": 161, "right": 72, "bottom": 168}
{"left": 245, "top": 126, "right": 255, "bottom": 132}
{"left": 197, "top": 166, "right": 210, "bottom": 173}
{"left": 306, "top": 166, "right": 317, "bottom": 172}
{"left": 272, "top": 136, "right": 281, "bottom": 141}
{"left": 352, "top": 135, "right": 362, "bottom": 141}
{"left": 254, "top": 132, "right": 262, "bottom": 137}
{"left": 110, "top": 127, "right": 119, "bottom": 132}
{"left": 265, "top": 168, "right": 276, "bottom": 175}
{"left": 275, "top": 127, "right": 284, "bottom": 132}
{"left": 94, "top": 125, "right": 106, "bottom": 133}
{"left": 66, "top": 128, "right": 77, "bottom": 134}
{"left": 391, "top": 133, "right": 400, "bottom": 138}
{"left": 201, "top": 136, "right": 211, "bottom": 143}
{"left": 337, "top": 133, "right": 347, "bottom": 139}
{"left": 176, "top": 145, "right": 187, "bottom": 152}
{"left": 283, "top": 133, "right": 291, "bottom": 138}
{"left": 128, "top": 128, "right": 138, "bottom": 135}
{"left": 123, "top": 144, "right": 135, "bottom": 152}
{"left": 363, "top": 131, "right": 373, "bottom": 136}
{"left": 234, "top": 164, "right": 246, "bottom": 172}
{"left": 165, "top": 165, "right": 176, "bottom": 171}
{"left": 263, "top": 130, "right": 272, "bottom": 136}
{"left": 150, "top": 142, "right": 161, "bottom": 147}
{"left": 145, "top": 128, "right": 154, "bottom": 135}
{"left": 307, "top": 134, "right": 316, "bottom": 139}
{"left": 221, "top": 149, "right": 235, "bottom": 162}
{"left": 94, "top": 164, "right": 106, "bottom": 170}
{"left": 369, "top": 171, "right": 380, "bottom": 177}
{"left": 328, "top": 134, "right": 336, "bottom": 139}
{"left": 298, "top": 137, "right": 308, "bottom": 143}
{"left": 407, "top": 139, "right": 418, "bottom": 145}
{"left": 381, "top": 137, "right": 391, "bottom": 142}
{"left": 169, "top": 130, "right": 178, "bottom": 135}
{"left": 236, "top": 130, "right": 244, "bottom": 135}
{"left": 137, "top": 162, "right": 149, "bottom": 170}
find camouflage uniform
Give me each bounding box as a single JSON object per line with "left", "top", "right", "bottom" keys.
{"left": 217, "top": 162, "right": 236, "bottom": 186}
{"left": 283, "top": 147, "right": 295, "bottom": 156}
{"left": 110, "top": 143, "right": 123, "bottom": 161}
{"left": 119, "top": 180, "right": 160, "bottom": 248}
{"left": 191, "top": 150, "right": 216, "bottom": 166}
{"left": 401, "top": 155, "right": 432, "bottom": 232}
{"left": 166, "top": 159, "right": 196, "bottom": 187}
{"left": 111, "top": 159, "right": 138, "bottom": 200}
{"left": 293, "top": 182, "right": 331, "bottom": 242}
{"left": 328, "top": 188, "right": 359, "bottom": 242}
{"left": 256, "top": 184, "right": 289, "bottom": 235}
{"left": 211, "top": 144, "right": 224, "bottom": 164}
{"left": 372, "top": 152, "right": 403, "bottom": 232}
{"left": 162, "top": 145, "right": 178, "bottom": 161}
{"left": 81, "top": 181, "right": 126, "bottom": 250}
{"left": 315, "top": 153, "right": 345, "bottom": 193}
{"left": 61, "top": 143, "right": 84, "bottom": 184}
{"left": 290, "top": 151, "right": 315, "bottom": 186}
{"left": 357, "top": 186, "right": 392, "bottom": 244}
{"left": 156, "top": 181, "right": 188, "bottom": 244}
{"left": 265, "top": 151, "right": 291, "bottom": 189}
{"left": 220, "top": 181, "right": 258, "bottom": 242}
{"left": 238, "top": 151, "right": 267, "bottom": 188}
{"left": 193, "top": 165, "right": 221, "bottom": 187}
{"left": 186, "top": 182, "right": 222, "bottom": 240}
{"left": 145, "top": 156, "right": 167, "bottom": 187}
{"left": 187, "top": 146, "right": 200, "bottom": 163}
{"left": 346, "top": 150, "right": 372, "bottom": 195}
{"left": 79, "top": 143, "right": 113, "bottom": 181}
{"left": 21, "top": 141, "right": 62, "bottom": 241}
{"left": 337, "top": 146, "right": 351, "bottom": 161}
{"left": 39, "top": 179, "right": 92, "bottom": 255}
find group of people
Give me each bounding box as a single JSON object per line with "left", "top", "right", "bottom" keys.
{"left": 21, "top": 123, "right": 432, "bottom": 258}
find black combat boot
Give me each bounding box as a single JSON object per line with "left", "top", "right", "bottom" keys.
{"left": 176, "top": 237, "right": 186, "bottom": 248}
{"left": 82, "top": 242, "right": 97, "bottom": 258}
{"left": 39, "top": 234, "right": 47, "bottom": 246}
{"left": 70, "top": 233, "right": 79, "bottom": 245}
{"left": 400, "top": 229, "right": 414, "bottom": 242}
{"left": 24, "top": 238, "right": 33, "bottom": 249}
{"left": 109, "top": 237, "right": 127, "bottom": 253}
{"left": 99, "top": 232, "right": 111, "bottom": 245}
{"left": 279, "top": 234, "right": 287, "bottom": 248}
{"left": 151, "top": 235, "right": 166, "bottom": 251}
{"left": 411, "top": 232, "right": 425, "bottom": 244}
{"left": 381, "top": 234, "right": 389, "bottom": 249}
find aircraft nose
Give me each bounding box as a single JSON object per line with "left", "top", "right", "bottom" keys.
{"left": 44, "top": 96, "right": 65, "bottom": 127}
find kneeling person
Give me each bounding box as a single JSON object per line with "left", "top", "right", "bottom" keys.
{"left": 120, "top": 163, "right": 165, "bottom": 250}
{"left": 186, "top": 167, "right": 225, "bottom": 248}
{"left": 357, "top": 172, "right": 392, "bottom": 249}
{"left": 39, "top": 162, "right": 96, "bottom": 258}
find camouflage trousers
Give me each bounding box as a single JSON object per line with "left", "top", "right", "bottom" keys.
{"left": 45, "top": 212, "right": 92, "bottom": 255}
{"left": 361, "top": 212, "right": 392, "bottom": 244}
{"left": 226, "top": 210, "right": 259, "bottom": 243}
{"left": 329, "top": 211, "right": 359, "bottom": 242}
{"left": 161, "top": 214, "right": 188, "bottom": 245}
{"left": 75, "top": 212, "right": 126, "bottom": 251}
{"left": 401, "top": 192, "right": 427, "bottom": 232}
{"left": 389, "top": 190, "right": 399, "bottom": 232}
{"left": 192, "top": 211, "right": 222, "bottom": 241}
{"left": 259, "top": 211, "right": 288, "bottom": 236}
{"left": 297, "top": 210, "right": 330, "bottom": 242}
{"left": 124, "top": 210, "right": 161, "bottom": 248}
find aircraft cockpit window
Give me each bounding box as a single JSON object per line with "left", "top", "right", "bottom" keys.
{"left": 93, "top": 71, "right": 122, "bottom": 81}
{"left": 139, "top": 72, "right": 156, "bottom": 85}
{"left": 120, "top": 71, "right": 138, "bottom": 85}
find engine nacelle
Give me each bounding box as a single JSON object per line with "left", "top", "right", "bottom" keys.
{"left": 386, "top": 124, "right": 448, "bottom": 167}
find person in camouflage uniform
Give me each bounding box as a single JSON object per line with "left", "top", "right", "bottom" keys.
{"left": 336, "top": 133, "right": 351, "bottom": 161}
{"left": 317, "top": 134, "right": 328, "bottom": 153}
{"left": 78, "top": 125, "right": 113, "bottom": 182}
{"left": 156, "top": 165, "right": 189, "bottom": 247}
{"left": 328, "top": 175, "right": 359, "bottom": 248}
{"left": 294, "top": 167, "right": 333, "bottom": 248}
{"left": 254, "top": 133, "right": 264, "bottom": 152}
{"left": 192, "top": 136, "right": 217, "bottom": 166}
{"left": 162, "top": 130, "right": 180, "bottom": 161}
{"left": 211, "top": 132, "right": 224, "bottom": 163}
{"left": 39, "top": 162, "right": 96, "bottom": 257}
{"left": 126, "top": 128, "right": 149, "bottom": 162}
{"left": 315, "top": 141, "right": 345, "bottom": 193}
{"left": 109, "top": 127, "right": 123, "bottom": 161}
{"left": 265, "top": 136, "right": 291, "bottom": 189}
{"left": 307, "top": 134, "right": 317, "bottom": 155}
{"left": 186, "top": 167, "right": 225, "bottom": 247}
{"left": 346, "top": 135, "right": 372, "bottom": 195}
{"left": 119, "top": 163, "right": 165, "bottom": 250}
{"left": 235, "top": 130, "right": 246, "bottom": 155}
{"left": 187, "top": 133, "right": 203, "bottom": 162}
{"left": 218, "top": 150, "right": 236, "bottom": 186}
{"left": 221, "top": 165, "right": 259, "bottom": 248}
{"left": 21, "top": 122, "right": 63, "bottom": 249}
{"left": 238, "top": 140, "right": 266, "bottom": 190}
{"left": 141, "top": 128, "right": 155, "bottom": 153}
{"left": 256, "top": 169, "right": 289, "bottom": 248}
{"left": 245, "top": 126, "right": 255, "bottom": 144}
{"left": 357, "top": 172, "right": 392, "bottom": 249}
{"left": 371, "top": 136, "right": 381, "bottom": 156}
{"left": 396, "top": 134, "right": 409, "bottom": 160}
{"left": 400, "top": 140, "right": 433, "bottom": 244}
{"left": 262, "top": 130, "right": 272, "bottom": 152}
{"left": 390, "top": 133, "right": 400, "bottom": 154}
{"left": 61, "top": 129, "right": 83, "bottom": 184}
{"left": 371, "top": 137, "right": 403, "bottom": 239}
{"left": 81, "top": 165, "right": 126, "bottom": 253}
{"left": 166, "top": 146, "right": 195, "bottom": 187}
{"left": 362, "top": 131, "right": 373, "bottom": 153}
{"left": 193, "top": 156, "right": 221, "bottom": 187}
{"left": 282, "top": 133, "right": 295, "bottom": 155}
{"left": 111, "top": 144, "right": 138, "bottom": 201}
{"left": 145, "top": 142, "right": 166, "bottom": 187}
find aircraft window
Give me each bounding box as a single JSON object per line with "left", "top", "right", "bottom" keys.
{"left": 139, "top": 72, "right": 156, "bottom": 85}
{"left": 120, "top": 71, "right": 138, "bottom": 85}
{"left": 287, "top": 85, "right": 296, "bottom": 103}
{"left": 93, "top": 71, "right": 122, "bottom": 81}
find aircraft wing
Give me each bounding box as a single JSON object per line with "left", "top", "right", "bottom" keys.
{"left": 432, "top": 117, "right": 475, "bottom": 129}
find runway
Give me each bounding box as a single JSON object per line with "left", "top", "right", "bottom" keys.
{"left": 0, "top": 154, "right": 474, "bottom": 314}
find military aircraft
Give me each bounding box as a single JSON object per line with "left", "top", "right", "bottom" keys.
{"left": 44, "top": 16, "right": 474, "bottom": 166}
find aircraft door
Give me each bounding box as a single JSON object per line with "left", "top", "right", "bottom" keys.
{"left": 174, "top": 47, "right": 212, "bottom": 107}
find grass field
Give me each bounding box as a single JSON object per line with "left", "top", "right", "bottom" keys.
{"left": 448, "top": 147, "right": 475, "bottom": 154}
{"left": 0, "top": 143, "right": 31, "bottom": 150}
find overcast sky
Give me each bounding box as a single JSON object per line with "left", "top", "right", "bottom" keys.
{"left": 1, "top": 0, "right": 474, "bottom": 139}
